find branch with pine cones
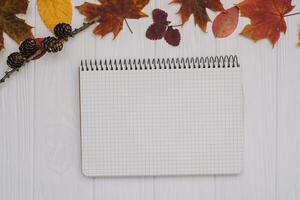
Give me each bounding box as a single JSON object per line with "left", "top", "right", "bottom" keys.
{"left": 0, "top": 16, "right": 100, "bottom": 84}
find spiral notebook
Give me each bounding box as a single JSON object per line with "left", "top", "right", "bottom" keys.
{"left": 80, "top": 55, "right": 243, "bottom": 177}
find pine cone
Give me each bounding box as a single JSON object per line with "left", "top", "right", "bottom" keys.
{"left": 7, "top": 52, "right": 26, "bottom": 69}
{"left": 54, "top": 23, "right": 72, "bottom": 41}
{"left": 42, "top": 36, "right": 63, "bottom": 53}
{"left": 19, "top": 38, "right": 37, "bottom": 58}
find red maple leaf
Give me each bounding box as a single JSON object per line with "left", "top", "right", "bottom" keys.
{"left": 238, "top": 0, "right": 294, "bottom": 46}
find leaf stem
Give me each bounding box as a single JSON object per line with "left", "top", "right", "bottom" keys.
{"left": 0, "top": 16, "right": 101, "bottom": 85}
{"left": 284, "top": 12, "right": 300, "bottom": 17}
{"left": 124, "top": 19, "right": 133, "bottom": 34}
{"left": 171, "top": 24, "right": 183, "bottom": 28}
{"left": 71, "top": 16, "right": 101, "bottom": 37}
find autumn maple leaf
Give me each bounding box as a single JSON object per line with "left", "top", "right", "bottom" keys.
{"left": 238, "top": 0, "right": 294, "bottom": 46}
{"left": 0, "top": 0, "right": 33, "bottom": 51}
{"left": 77, "top": 0, "right": 150, "bottom": 38}
{"left": 171, "top": 0, "right": 224, "bottom": 32}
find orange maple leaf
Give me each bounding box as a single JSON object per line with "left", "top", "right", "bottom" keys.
{"left": 238, "top": 0, "right": 294, "bottom": 46}
{"left": 171, "top": 0, "right": 224, "bottom": 32}
{"left": 77, "top": 0, "right": 149, "bottom": 38}
{"left": 0, "top": 0, "right": 33, "bottom": 51}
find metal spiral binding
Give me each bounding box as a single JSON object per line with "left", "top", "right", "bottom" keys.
{"left": 80, "top": 55, "right": 239, "bottom": 71}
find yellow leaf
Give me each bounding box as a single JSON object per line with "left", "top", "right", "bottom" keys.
{"left": 37, "top": 0, "right": 72, "bottom": 33}
{"left": 298, "top": 29, "right": 300, "bottom": 47}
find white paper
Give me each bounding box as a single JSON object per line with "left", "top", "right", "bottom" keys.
{"left": 80, "top": 65, "right": 243, "bottom": 177}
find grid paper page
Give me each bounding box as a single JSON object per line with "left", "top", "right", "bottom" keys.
{"left": 80, "top": 66, "right": 243, "bottom": 177}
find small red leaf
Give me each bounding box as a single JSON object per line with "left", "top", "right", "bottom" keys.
{"left": 212, "top": 6, "right": 239, "bottom": 38}
{"left": 146, "top": 23, "right": 167, "bottom": 40}
{"left": 164, "top": 27, "right": 180, "bottom": 46}
{"left": 152, "top": 9, "right": 169, "bottom": 25}
{"left": 31, "top": 38, "right": 46, "bottom": 60}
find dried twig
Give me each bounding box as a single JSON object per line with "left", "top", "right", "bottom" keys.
{"left": 0, "top": 16, "right": 101, "bottom": 84}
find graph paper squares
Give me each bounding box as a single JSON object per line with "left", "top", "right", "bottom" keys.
{"left": 80, "top": 65, "right": 243, "bottom": 177}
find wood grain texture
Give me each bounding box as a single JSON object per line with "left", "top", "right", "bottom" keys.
{"left": 0, "top": 2, "right": 35, "bottom": 200}
{"left": 277, "top": 15, "right": 300, "bottom": 200}
{"left": 153, "top": 2, "right": 216, "bottom": 200}
{"left": 0, "top": 0, "right": 299, "bottom": 200}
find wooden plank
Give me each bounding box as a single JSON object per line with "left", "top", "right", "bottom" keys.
{"left": 214, "top": 10, "right": 277, "bottom": 199}
{"left": 153, "top": 2, "right": 216, "bottom": 200}
{"left": 93, "top": 1, "right": 156, "bottom": 200}
{"left": 31, "top": 1, "right": 94, "bottom": 199}
{"left": 1, "top": 0, "right": 300, "bottom": 199}
{"left": 0, "top": 2, "right": 36, "bottom": 200}
{"left": 277, "top": 14, "right": 300, "bottom": 200}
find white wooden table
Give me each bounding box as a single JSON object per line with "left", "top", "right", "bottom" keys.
{"left": 1, "top": 0, "right": 300, "bottom": 199}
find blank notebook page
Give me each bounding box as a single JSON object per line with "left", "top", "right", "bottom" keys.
{"left": 80, "top": 57, "right": 243, "bottom": 177}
